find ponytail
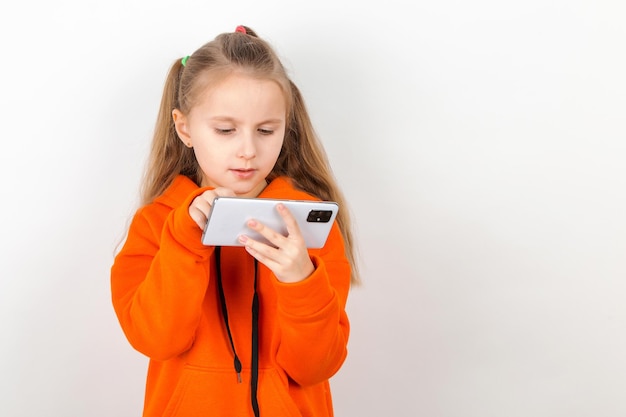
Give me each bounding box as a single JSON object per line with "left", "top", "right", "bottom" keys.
{"left": 140, "top": 59, "right": 201, "bottom": 205}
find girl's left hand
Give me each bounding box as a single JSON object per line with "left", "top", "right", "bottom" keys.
{"left": 238, "top": 203, "right": 314, "bottom": 283}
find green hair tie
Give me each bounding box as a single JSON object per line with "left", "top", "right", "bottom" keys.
{"left": 181, "top": 55, "right": 190, "bottom": 67}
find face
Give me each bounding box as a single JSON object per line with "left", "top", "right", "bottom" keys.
{"left": 173, "top": 73, "right": 286, "bottom": 197}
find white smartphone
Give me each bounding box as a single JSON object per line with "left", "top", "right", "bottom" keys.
{"left": 201, "top": 197, "right": 339, "bottom": 248}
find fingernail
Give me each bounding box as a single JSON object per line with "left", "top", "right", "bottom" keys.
{"left": 239, "top": 235, "right": 248, "bottom": 243}
{"left": 248, "top": 219, "right": 257, "bottom": 227}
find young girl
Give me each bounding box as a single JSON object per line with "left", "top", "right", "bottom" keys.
{"left": 111, "top": 25, "right": 358, "bottom": 417}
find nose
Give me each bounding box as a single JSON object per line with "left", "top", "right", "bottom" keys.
{"left": 238, "top": 132, "right": 256, "bottom": 160}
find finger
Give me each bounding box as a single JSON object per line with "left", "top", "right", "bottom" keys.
{"left": 213, "top": 187, "right": 237, "bottom": 199}
{"left": 189, "top": 188, "right": 233, "bottom": 230}
{"left": 244, "top": 219, "right": 286, "bottom": 248}
{"left": 189, "top": 197, "right": 211, "bottom": 230}
{"left": 239, "top": 233, "right": 314, "bottom": 283}
{"left": 239, "top": 234, "right": 291, "bottom": 275}
{"left": 239, "top": 235, "right": 278, "bottom": 264}
{"left": 275, "top": 203, "right": 304, "bottom": 240}
{"left": 241, "top": 219, "right": 302, "bottom": 267}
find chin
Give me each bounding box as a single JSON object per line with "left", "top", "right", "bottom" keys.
{"left": 234, "top": 181, "right": 267, "bottom": 198}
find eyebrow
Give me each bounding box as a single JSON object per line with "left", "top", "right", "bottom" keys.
{"left": 209, "top": 116, "right": 284, "bottom": 124}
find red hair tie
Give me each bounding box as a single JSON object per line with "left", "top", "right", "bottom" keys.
{"left": 235, "top": 25, "right": 247, "bottom": 34}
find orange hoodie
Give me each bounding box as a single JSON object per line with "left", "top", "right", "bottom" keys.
{"left": 111, "top": 175, "right": 351, "bottom": 417}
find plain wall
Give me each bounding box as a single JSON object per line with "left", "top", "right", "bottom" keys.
{"left": 1, "top": 1, "right": 625, "bottom": 416}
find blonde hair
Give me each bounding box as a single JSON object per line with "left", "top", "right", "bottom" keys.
{"left": 140, "top": 26, "right": 360, "bottom": 284}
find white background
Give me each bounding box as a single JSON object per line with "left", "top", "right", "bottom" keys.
{"left": 1, "top": 1, "right": 625, "bottom": 416}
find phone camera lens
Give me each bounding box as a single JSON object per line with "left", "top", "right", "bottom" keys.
{"left": 307, "top": 210, "right": 332, "bottom": 223}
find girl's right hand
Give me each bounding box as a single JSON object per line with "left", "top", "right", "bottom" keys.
{"left": 188, "top": 188, "right": 236, "bottom": 231}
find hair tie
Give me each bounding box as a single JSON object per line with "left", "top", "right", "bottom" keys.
{"left": 181, "top": 55, "right": 190, "bottom": 67}
{"left": 235, "top": 25, "right": 247, "bottom": 34}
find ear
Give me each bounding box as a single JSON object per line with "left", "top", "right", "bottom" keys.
{"left": 172, "top": 109, "right": 193, "bottom": 148}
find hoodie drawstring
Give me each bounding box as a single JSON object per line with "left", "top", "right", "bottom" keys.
{"left": 215, "top": 246, "right": 260, "bottom": 417}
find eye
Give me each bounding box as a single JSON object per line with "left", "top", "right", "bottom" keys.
{"left": 215, "top": 128, "right": 235, "bottom": 135}
{"left": 258, "top": 128, "right": 274, "bottom": 135}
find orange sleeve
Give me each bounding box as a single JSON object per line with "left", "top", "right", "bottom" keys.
{"left": 110, "top": 190, "right": 214, "bottom": 361}
{"left": 273, "top": 221, "right": 351, "bottom": 386}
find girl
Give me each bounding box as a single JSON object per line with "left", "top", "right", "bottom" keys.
{"left": 111, "top": 25, "right": 358, "bottom": 417}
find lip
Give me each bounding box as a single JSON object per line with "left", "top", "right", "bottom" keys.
{"left": 230, "top": 168, "right": 257, "bottom": 179}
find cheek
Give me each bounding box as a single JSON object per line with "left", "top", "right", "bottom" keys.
{"left": 199, "top": 137, "right": 231, "bottom": 155}
{"left": 272, "top": 134, "right": 286, "bottom": 155}
{"left": 267, "top": 140, "right": 284, "bottom": 162}
{"left": 193, "top": 144, "right": 225, "bottom": 168}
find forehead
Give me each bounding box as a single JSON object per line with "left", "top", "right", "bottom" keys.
{"left": 189, "top": 73, "right": 288, "bottom": 122}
